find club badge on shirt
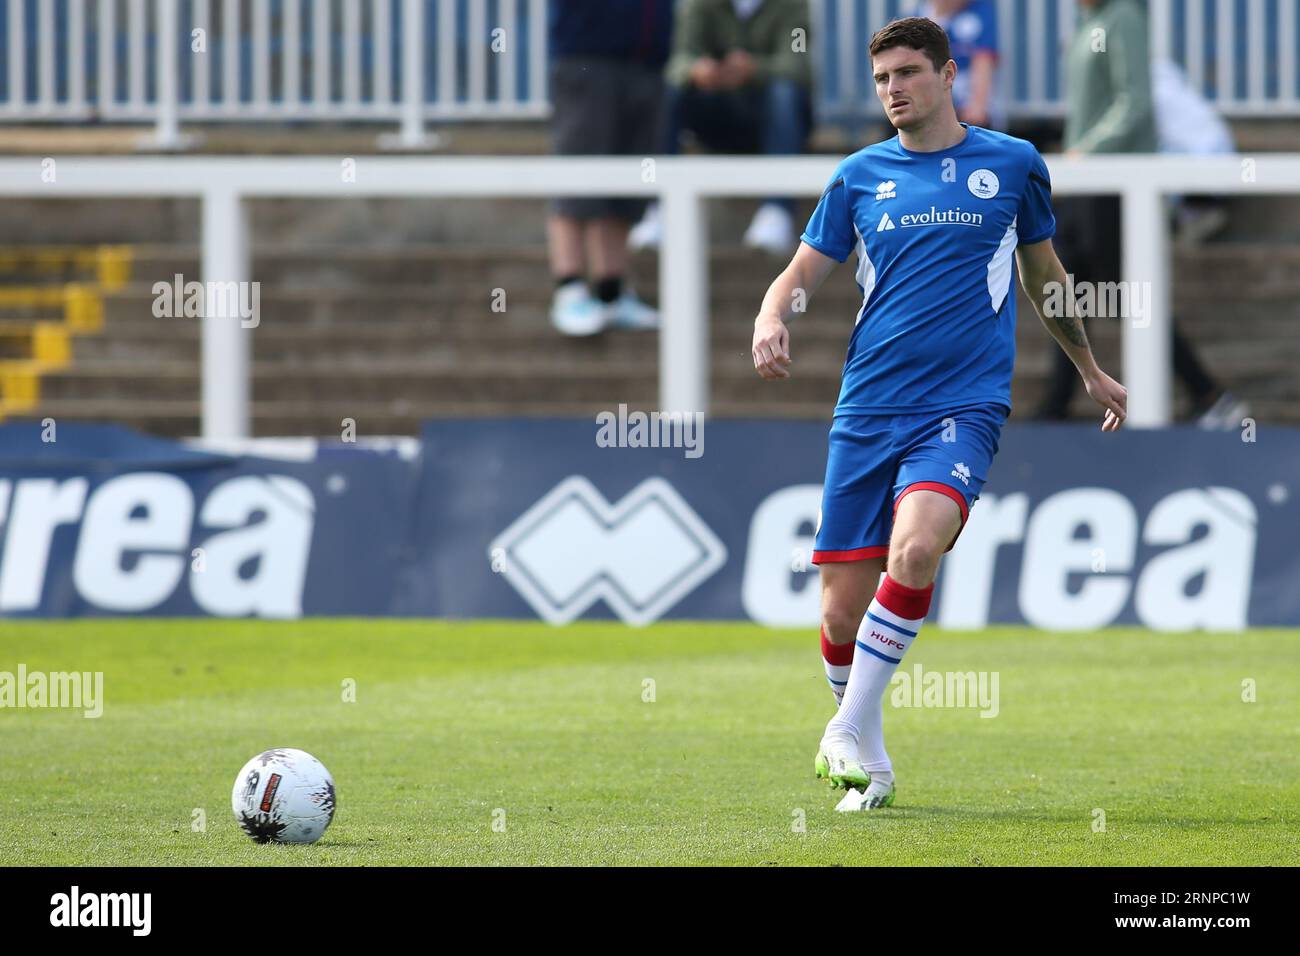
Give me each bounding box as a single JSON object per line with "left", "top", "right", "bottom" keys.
{"left": 967, "top": 169, "right": 1000, "bottom": 199}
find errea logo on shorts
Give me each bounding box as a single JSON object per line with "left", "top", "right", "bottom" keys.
{"left": 951, "top": 462, "right": 971, "bottom": 486}
{"left": 875, "top": 180, "right": 897, "bottom": 200}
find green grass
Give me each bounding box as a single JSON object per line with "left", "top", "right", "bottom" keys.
{"left": 0, "top": 620, "right": 1296, "bottom": 866}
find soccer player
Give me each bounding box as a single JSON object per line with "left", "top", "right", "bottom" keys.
{"left": 750, "top": 17, "right": 1127, "bottom": 810}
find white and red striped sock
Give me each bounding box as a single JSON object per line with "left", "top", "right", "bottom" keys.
{"left": 820, "top": 626, "right": 854, "bottom": 706}
{"left": 824, "top": 574, "right": 935, "bottom": 777}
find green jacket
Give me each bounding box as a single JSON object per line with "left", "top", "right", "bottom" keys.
{"left": 1064, "top": 0, "right": 1157, "bottom": 153}
{"left": 666, "top": 0, "right": 813, "bottom": 88}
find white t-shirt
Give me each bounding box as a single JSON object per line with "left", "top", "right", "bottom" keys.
{"left": 1153, "top": 60, "right": 1234, "bottom": 154}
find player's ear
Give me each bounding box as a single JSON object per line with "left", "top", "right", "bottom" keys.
{"left": 942, "top": 59, "right": 957, "bottom": 90}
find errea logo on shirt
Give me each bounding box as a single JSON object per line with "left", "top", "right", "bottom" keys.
{"left": 875, "top": 180, "right": 897, "bottom": 200}
{"left": 951, "top": 462, "right": 972, "bottom": 486}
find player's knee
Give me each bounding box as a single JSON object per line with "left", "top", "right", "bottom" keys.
{"left": 821, "top": 607, "right": 860, "bottom": 645}
{"left": 890, "top": 535, "right": 943, "bottom": 585}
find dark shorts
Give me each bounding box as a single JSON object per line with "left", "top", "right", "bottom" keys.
{"left": 812, "top": 402, "right": 1009, "bottom": 564}
{"left": 550, "top": 57, "right": 663, "bottom": 222}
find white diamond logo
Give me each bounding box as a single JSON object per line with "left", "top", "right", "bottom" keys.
{"left": 488, "top": 476, "right": 727, "bottom": 626}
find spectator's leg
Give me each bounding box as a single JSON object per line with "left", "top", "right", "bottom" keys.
{"left": 675, "top": 85, "right": 761, "bottom": 153}
{"left": 587, "top": 219, "right": 630, "bottom": 302}
{"left": 1171, "top": 320, "right": 1221, "bottom": 410}
{"left": 745, "top": 80, "right": 812, "bottom": 251}
{"left": 547, "top": 57, "right": 620, "bottom": 336}
{"left": 630, "top": 78, "right": 680, "bottom": 250}
{"left": 547, "top": 214, "right": 585, "bottom": 283}
{"left": 659, "top": 82, "right": 687, "bottom": 155}
{"left": 633, "top": 83, "right": 752, "bottom": 250}
{"left": 760, "top": 79, "right": 811, "bottom": 156}
{"left": 548, "top": 207, "right": 609, "bottom": 336}
{"left": 609, "top": 65, "right": 662, "bottom": 326}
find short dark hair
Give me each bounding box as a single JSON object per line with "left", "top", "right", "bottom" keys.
{"left": 868, "top": 17, "right": 952, "bottom": 73}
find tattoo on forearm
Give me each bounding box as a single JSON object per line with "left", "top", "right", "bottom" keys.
{"left": 1055, "top": 311, "right": 1089, "bottom": 349}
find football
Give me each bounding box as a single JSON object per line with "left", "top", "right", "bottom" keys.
{"left": 230, "top": 748, "right": 336, "bottom": 845}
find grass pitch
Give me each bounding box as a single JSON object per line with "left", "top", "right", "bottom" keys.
{"left": 0, "top": 620, "right": 1295, "bottom": 866}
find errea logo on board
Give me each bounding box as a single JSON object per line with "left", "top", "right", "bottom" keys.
{"left": 489, "top": 476, "right": 727, "bottom": 626}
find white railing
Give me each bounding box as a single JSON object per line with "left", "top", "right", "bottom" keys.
{"left": 1, "top": 0, "right": 549, "bottom": 148}
{"left": 4, "top": 1, "right": 1299, "bottom": 149}
{"left": 812, "top": 0, "right": 1300, "bottom": 121}
{"left": 0, "top": 153, "right": 1296, "bottom": 437}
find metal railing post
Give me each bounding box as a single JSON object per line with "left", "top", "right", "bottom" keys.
{"left": 201, "top": 187, "right": 252, "bottom": 439}
{"left": 379, "top": 0, "right": 441, "bottom": 149}
{"left": 1121, "top": 185, "right": 1172, "bottom": 427}
{"left": 660, "top": 183, "right": 710, "bottom": 417}
{"left": 151, "top": 0, "right": 185, "bottom": 149}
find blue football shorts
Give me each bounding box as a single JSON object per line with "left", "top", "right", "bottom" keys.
{"left": 812, "top": 402, "right": 1009, "bottom": 564}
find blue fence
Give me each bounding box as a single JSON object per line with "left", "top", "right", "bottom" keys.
{"left": 1, "top": 1, "right": 1297, "bottom": 124}
{"left": 817, "top": 0, "right": 1300, "bottom": 120}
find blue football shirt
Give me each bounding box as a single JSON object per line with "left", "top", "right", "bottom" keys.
{"left": 801, "top": 124, "right": 1055, "bottom": 416}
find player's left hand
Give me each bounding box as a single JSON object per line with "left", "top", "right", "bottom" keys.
{"left": 1084, "top": 369, "right": 1127, "bottom": 432}
{"left": 752, "top": 316, "right": 792, "bottom": 380}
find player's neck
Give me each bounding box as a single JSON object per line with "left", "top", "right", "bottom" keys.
{"left": 897, "top": 113, "right": 967, "bottom": 154}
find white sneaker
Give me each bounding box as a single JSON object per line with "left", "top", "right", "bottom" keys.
{"left": 743, "top": 202, "right": 794, "bottom": 254}
{"left": 628, "top": 203, "right": 662, "bottom": 250}
{"left": 1196, "top": 391, "right": 1250, "bottom": 430}
{"left": 609, "top": 291, "right": 659, "bottom": 330}
{"left": 1176, "top": 204, "right": 1229, "bottom": 247}
{"left": 550, "top": 281, "right": 609, "bottom": 337}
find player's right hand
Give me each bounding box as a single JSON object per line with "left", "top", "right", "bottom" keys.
{"left": 1084, "top": 367, "right": 1127, "bottom": 432}
{"left": 752, "top": 317, "right": 792, "bottom": 380}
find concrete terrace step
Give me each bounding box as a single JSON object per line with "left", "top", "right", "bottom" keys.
{"left": 67, "top": 315, "right": 1118, "bottom": 373}
{"left": 125, "top": 240, "right": 1300, "bottom": 284}
{"left": 17, "top": 233, "right": 1300, "bottom": 434}
{"left": 27, "top": 375, "right": 1290, "bottom": 439}
{"left": 71, "top": 329, "right": 860, "bottom": 367}
{"left": 38, "top": 358, "right": 663, "bottom": 405}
